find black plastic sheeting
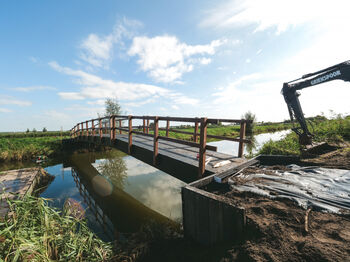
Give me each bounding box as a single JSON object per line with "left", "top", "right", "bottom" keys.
{"left": 229, "top": 165, "right": 350, "bottom": 213}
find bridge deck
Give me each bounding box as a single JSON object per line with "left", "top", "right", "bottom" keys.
{"left": 76, "top": 134, "right": 247, "bottom": 182}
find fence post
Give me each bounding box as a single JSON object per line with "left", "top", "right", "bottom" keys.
{"left": 198, "top": 117, "right": 208, "bottom": 178}
{"left": 128, "top": 115, "right": 133, "bottom": 154}
{"left": 194, "top": 121, "right": 199, "bottom": 143}
{"left": 166, "top": 120, "right": 170, "bottom": 137}
{"left": 153, "top": 117, "right": 159, "bottom": 165}
{"left": 81, "top": 123, "right": 84, "bottom": 137}
{"left": 109, "top": 116, "right": 114, "bottom": 141}
{"left": 238, "top": 121, "right": 246, "bottom": 157}
{"left": 119, "top": 120, "right": 122, "bottom": 134}
{"left": 143, "top": 118, "right": 146, "bottom": 133}
{"left": 86, "top": 121, "right": 89, "bottom": 137}
{"left": 146, "top": 119, "right": 150, "bottom": 134}
{"left": 99, "top": 118, "right": 102, "bottom": 140}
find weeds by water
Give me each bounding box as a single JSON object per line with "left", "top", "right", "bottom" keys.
{"left": 0, "top": 195, "right": 113, "bottom": 261}
{"left": 258, "top": 116, "right": 350, "bottom": 156}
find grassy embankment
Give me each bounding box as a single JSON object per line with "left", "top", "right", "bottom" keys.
{"left": 258, "top": 116, "right": 350, "bottom": 156}
{"left": 0, "top": 132, "right": 70, "bottom": 162}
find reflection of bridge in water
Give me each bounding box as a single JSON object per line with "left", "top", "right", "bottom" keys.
{"left": 68, "top": 153, "right": 171, "bottom": 237}
{"left": 70, "top": 115, "right": 252, "bottom": 182}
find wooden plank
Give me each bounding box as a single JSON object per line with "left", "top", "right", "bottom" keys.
{"left": 194, "top": 192, "right": 210, "bottom": 245}
{"left": 238, "top": 122, "right": 246, "bottom": 157}
{"left": 208, "top": 198, "right": 223, "bottom": 244}
{"left": 198, "top": 117, "right": 207, "bottom": 178}
{"left": 128, "top": 115, "right": 133, "bottom": 154}
{"left": 181, "top": 187, "right": 196, "bottom": 239}
{"left": 132, "top": 130, "right": 153, "bottom": 137}
{"left": 153, "top": 117, "right": 159, "bottom": 165}
{"left": 159, "top": 128, "right": 194, "bottom": 136}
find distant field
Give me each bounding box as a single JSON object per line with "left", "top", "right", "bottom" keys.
{"left": 0, "top": 131, "right": 70, "bottom": 138}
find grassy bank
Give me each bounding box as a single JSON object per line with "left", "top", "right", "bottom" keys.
{"left": 0, "top": 195, "right": 113, "bottom": 261}
{"left": 0, "top": 131, "right": 70, "bottom": 139}
{"left": 0, "top": 136, "right": 69, "bottom": 162}
{"left": 258, "top": 116, "right": 350, "bottom": 156}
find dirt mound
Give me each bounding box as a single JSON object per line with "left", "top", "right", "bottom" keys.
{"left": 223, "top": 190, "right": 350, "bottom": 262}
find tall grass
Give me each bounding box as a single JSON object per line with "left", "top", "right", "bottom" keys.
{"left": 0, "top": 195, "right": 113, "bottom": 261}
{"left": 258, "top": 116, "right": 350, "bottom": 156}
{"left": 0, "top": 136, "right": 68, "bottom": 162}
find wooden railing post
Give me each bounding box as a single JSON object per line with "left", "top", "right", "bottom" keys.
{"left": 119, "top": 120, "right": 122, "bottom": 134}
{"left": 109, "top": 116, "right": 114, "bottom": 140}
{"left": 81, "top": 123, "right": 84, "bottom": 137}
{"left": 143, "top": 118, "right": 146, "bottom": 133}
{"left": 146, "top": 119, "right": 149, "bottom": 134}
{"left": 86, "top": 121, "right": 89, "bottom": 137}
{"left": 198, "top": 117, "right": 208, "bottom": 178}
{"left": 194, "top": 121, "right": 199, "bottom": 143}
{"left": 128, "top": 115, "right": 133, "bottom": 154}
{"left": 153, "top": 117, "right": 159, "bottom": 165}
{"left": 99, "top": 118, "right": 102, "bottom": 139}
{"left": 166, "top": 120, "right": 170, "bottom": 137}
{"left": 92, "top": 121, "right": 95, "bottom": 136}
{"left": 238, "top": 121, "right": 246, "bottom": 157}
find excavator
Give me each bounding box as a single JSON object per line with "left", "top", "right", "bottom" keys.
{"left": 282, "top": 60, "right": 350, "bottom": 146}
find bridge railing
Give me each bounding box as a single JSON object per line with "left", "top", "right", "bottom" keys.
{"left": 70, "top": 115, "right": 251, "bottom": 178}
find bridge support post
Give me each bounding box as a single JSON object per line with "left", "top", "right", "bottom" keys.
{"left": 81, "top": 123, "right": 84, "bottom": 137}
{"left": 153, "top": 117, "right": 159, "bottom": 166}
{"left": 110, "top": 116, "right": 115, "bottom": 141}
{"left": 166, "top": 120, "right": 170, "bottom": 137}
{"left": 128, "top": 115, "right": 133, "bottom": 154}
{"left": 198, "top": 117, "right": 207, "bottom": 178}
{"left": 146, "top": 119, "right": 150, "bottom": 134}
{"left": 194, "top": 121, "right": 199, "bottom": 143}
{"left": 238, "top": 121, "right": 246, "bottom": 158}
{"left": 99, "top": 119, "right": 102, "bottom": 140}
{"left": 92, "top": 121, "right": 95, "bottom": 137}
{"left": 143, "top": 118, "right": 146, "bottom": 133}
{"left": 119, "top": 120, "right": 122, "bottom": 134}
{"left": 86, "top": 121, "right": 89, "bottom": 137}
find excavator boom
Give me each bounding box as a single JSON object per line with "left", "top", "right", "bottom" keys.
{"left": 282, "top": 60, "right": 350, "bottom": 145}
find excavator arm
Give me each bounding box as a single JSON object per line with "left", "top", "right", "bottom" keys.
{"left": 281, "top": 60, "right": 350, "bottom": 145}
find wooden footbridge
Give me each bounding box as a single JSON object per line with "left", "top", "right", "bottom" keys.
{"left": 70, "top": 115, "right": 251, "bottom": 182}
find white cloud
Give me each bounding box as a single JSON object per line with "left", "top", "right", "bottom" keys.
{"left": 128, "top": 35, "right": 224, "bottom": 83}
{"left": 200, "top": 0, "right": 350, "bottom": 34}
{"left": 49, "top": 61, "right": 198, "bottom": 106}
{"left": 0, "top": 95, "right": 32, "bottom": 106}
{"left": 12, "top": 86, "right": 56, "bottom": 92}
{"left": 79, "top": 17, "right": 142, "bottom": 68}
{"left": 0, "top": 108, "right": 12, "bottom": 113}
{"left": 171, "top": 105, "right": 179, "bottom": 110}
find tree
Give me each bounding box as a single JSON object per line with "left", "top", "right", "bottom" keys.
{"left": 42, "top": 127, "right": 47, "bottom": 132}
{"left": 242, "top": 111, "right": 256, "bottom": 134}
{"left": 104, "top": 98, "right": 122, "bottom": 116}
{"left": 26, "top": 128, "right": 30, "bottom": 133}
{"left": 32, "top": 128, "right": 37, "bottom": 133}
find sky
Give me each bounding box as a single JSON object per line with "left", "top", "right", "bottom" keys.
{"left": 1, "top": 0, "right": 349, "bottom": 131}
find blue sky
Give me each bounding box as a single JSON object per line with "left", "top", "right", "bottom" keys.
{"left": 1, "top": 0, "right": 349, "bottom": 131}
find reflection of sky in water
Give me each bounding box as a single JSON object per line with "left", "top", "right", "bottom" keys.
{"left": 208, "top": 130, "right": 291, "bottom": 156}
{"left": 94, "top": 156, "right": 186, "bottom": 221}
